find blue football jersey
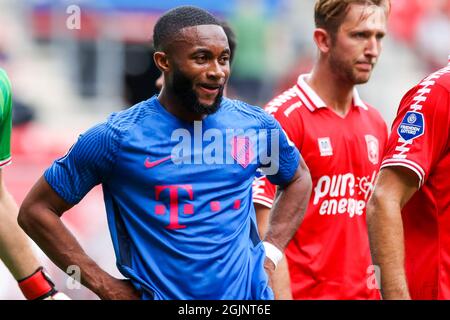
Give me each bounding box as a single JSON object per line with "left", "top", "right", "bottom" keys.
{"left": 45, "top": 96, "right": 300, "bottom": 300}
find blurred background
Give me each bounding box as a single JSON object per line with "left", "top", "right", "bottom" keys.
{"left": 0, "top": 0, "right": 449, "bottom": 299}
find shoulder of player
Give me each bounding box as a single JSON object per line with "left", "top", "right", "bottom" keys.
{"left": 84, "top": 98, "right": 158, "bottom": 148}
{"left": 264, "top": 86, "right": 304, "bottom": 120}
{"left": 224, "top": 98, "right": 285, "bottom": 131}
{"left": 227, "top": 95, "right": 303, "bottom": 123}
{"left": 223, "top": 97, "right": 267, "bottom": 118}
{"left": 106, "top": 98, "right": 157, "bottom": 131}
{"left": 434, "top": 77, "right": 450, "bottom": 96}
{"left": 433, "top": 63, "right": 450, "bottom": 89}
{"left": 397, "top": 70, "right": 450, "bottom": 115}
{"left": 414, "top": 64, "right": 450, "bottom": 98}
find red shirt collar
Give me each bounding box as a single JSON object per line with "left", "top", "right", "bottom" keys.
{"left": 294, "top": 74, "right": 368, "bottom": 112}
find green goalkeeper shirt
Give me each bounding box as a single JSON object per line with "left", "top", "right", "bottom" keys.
{"left": 0, "top": 68, "right": 12, "bottom": 167}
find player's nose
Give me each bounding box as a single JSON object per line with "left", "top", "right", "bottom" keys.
{"left": 206, "top": 60, "right": 227, "bottom": 81}
{"left": 365, "top": 37, "right": 380, "bottom": 58}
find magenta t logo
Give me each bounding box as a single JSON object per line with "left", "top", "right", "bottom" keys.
{"left": 155, "top": 185, "right": 194, "bottom": 230}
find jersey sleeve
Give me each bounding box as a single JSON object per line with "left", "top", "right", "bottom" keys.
{"left": 257, "top": 110, "right": 301, "bottom": 187}
{"left": 267, "top": 100, "right": 304, "bottom": 150}
{"left": 381, "top": 83, "right": 450, "bottom": 188}
{"left": 253, "top": 101, "right": 304, "bottom": 208}
{"left": 0, "top": 70, "right": 12, "bottom": 167}
{"left": 252, "top": 173, "right": 276, "bottom": 209}
{"left": 44, "top": 120, "right": 121, "bottom": 204}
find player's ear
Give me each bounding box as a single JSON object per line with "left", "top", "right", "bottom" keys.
{"left": 153, "top": 51, "right": 170, "bottom": 73}
{"left": 313, "top": 28, "right": 332, "bottom": 54}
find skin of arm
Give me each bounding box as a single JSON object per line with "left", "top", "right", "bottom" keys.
{"left": 0, "top": 169, "right": 40, "bottom": 280}
{"left": 18, "top": 176, "right": 141, "bottom": 300}
{"left": 366, "top": 166, "right": 419, "bottom": 300}
{"left": 262, "top": 157, "right": 312, "bottom": 292}
{"left": 255, "top": 203, "right": 293, "bottom": 300}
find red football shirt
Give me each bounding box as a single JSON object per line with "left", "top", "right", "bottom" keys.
{"left": 381, "top": 59, "right": 450, "bottom": 300}
{"left": 253, "top": 74, "right": 387, "bottom": 299}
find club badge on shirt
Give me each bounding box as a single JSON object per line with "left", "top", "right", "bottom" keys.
{"left": 231, "top": 136, "right": 254, "bottom": 168}
{"left": 398, "top": 111, "right": 425, "bottom": 141}
{"left": 318, "top": 137, "right": 333, "bottom": 157}
{"left": 365, "top": 135, "right": 379, "bottom": 165}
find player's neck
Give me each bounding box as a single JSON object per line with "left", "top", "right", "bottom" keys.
{"left": 157, "top": 88, "right": 206, "bottom": 122}
{"left": 308, "top": 64, "right": 354, "bottom": 117}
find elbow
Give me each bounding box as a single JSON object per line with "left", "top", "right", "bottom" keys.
{"left": 366, "top": 188, "right": 385, "bottom": 227}
{"left": 17, "top": 201, "right": 37, "bottom": 235}
{"left": 305, "top": 170, "right": 313, "bottom": 194}
{"left": 299, "top": 166, "right": 313, "bottom": 197}
{"left": 17, "top": 204, "right": 29, "bottom": 232}
{"left": 366, "top": 192, "right": 377, "bottom": 224}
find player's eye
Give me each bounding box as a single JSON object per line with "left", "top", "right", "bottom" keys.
{"left": 194, "top": 55, "right": 208, "bottom": 64}
{"left": 352, "top": 31, "right": 373, "bottom": 40}
{"left": 219, "top": 55, "right": 230, "bottom": 65}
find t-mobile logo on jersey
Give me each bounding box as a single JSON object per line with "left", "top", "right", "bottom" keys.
{"left": 313, "top": 171, "right": 377, "bottom": 218}
{"left": 154, "top": 185, "right": 241, "bottom": 230}
{"left": 155, "top": 185, "right": 194, "bottom": 230}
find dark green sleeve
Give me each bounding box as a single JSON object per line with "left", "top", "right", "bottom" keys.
{"left": 0, "top": 69, "right": 12, "bottom": 167}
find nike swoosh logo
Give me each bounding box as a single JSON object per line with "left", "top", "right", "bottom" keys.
{"left": 144, "top": 156, "right": 173, "bottom": 169}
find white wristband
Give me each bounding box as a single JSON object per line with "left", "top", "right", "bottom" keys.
{"left": 263, "top": 241, "right": 283, "bottom": 268}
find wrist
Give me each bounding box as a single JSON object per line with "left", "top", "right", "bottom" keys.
{"left": 382, "top": 285, "right": 411, "bottom": 300}
{"left": 381, "top": 276, "right": 411, "bottom": 300}
{"left": 18, "top": 267, "right": 56, "bottom": 300}
{"left": 91, "top": 272, "right": 116, "bottom": 299}
{"left": 263, "top": 241, "right": 283, "bottom": 269}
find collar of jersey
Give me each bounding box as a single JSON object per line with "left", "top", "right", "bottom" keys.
{"left": 295, "top": 74, "right": 368, "bottom": 112}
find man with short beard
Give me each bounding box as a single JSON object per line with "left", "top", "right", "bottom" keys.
{"left": 17, "top": 6, "right": 312, "bottom": 300}
{"left": 155, "top": 20, "right": 237, "bottom": 94}
{"left": 253, "top": 0, "right": 390, "bottom": 299}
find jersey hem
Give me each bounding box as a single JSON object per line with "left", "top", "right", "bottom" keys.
{"left": 0, "top": 157, "right": 12, "bottom": 168}
{"left": 381, "top": 158, "right": 425, "bottom": 188}
{"left": 43, "top": 171, "right": 80, "bottom": 205}
{"left": 253, "top": 196, "right": 273, "bottom": 209}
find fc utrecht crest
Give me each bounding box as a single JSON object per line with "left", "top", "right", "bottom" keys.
{"left": 365, "top": 135, "right": 379, "bottom": 165}
{"left": 231, "top": 136, "right": 254, "bottom": 168}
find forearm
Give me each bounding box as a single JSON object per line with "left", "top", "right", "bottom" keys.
{"left": 18, "top": 207, "right": 112, "bottom": 298}
{"left": 255, "top": 204, "right": 293, "bottom": 299}
{"left": 0, "top": 187, "right": 40, "bottom": 279}
{"left": 271, "top": 256, "right": 292, "bottom": 300}
{"left": 265, "top": 170, "right": 312, "bottom": 250}
{"left": 367, "top": 194, "right": 410, "bottom": 299}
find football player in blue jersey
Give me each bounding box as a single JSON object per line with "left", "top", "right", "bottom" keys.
{"left": 18, "top": 6, "right": 312, "bottom": 300}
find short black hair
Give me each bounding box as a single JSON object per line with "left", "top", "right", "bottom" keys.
{"left": 153, "top": 6, "right": 221, "bottom": 51}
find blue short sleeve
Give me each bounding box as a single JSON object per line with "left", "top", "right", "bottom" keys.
{"left": 259, "top": 113, "right": 300, "bottom": 186}
{"left": 44, "top": 121, "right": 120, "bottom": 204}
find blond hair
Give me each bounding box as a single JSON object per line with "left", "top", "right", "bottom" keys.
{"left": 314, "top": 0, "right": 390, "bottom": 38}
